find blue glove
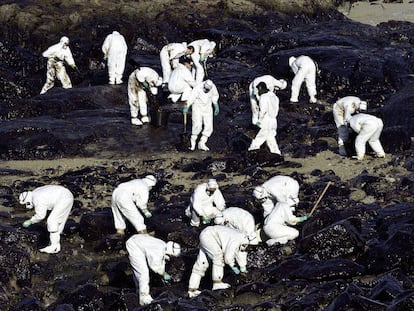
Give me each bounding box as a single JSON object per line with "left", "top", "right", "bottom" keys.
{"left": 163, "top": 272, "right": 171, "bottom": 281}
{"left": 202, "top": 217, "right": 211, "bottom": 224}
{"left": 23, "top": 220, "right": 32, "bottom": 228}
{"left": 240, "top": 266, "right": 247, "bottom": 273}
{"left": 183, "top": 106, "right": 189, "bottom": 114}
{"left": 299, "top": 215, "right": 308, "bottom": 222}
{"left": 231, "top": 266, "right": 240, "bottom": 275}
{"left": 213, "top": 104, "right": 219, "bottom": 116}
{"left": 143, "top": 209, "right": 152, "bottom": 218}
{"left": 255, "top": 121, "right": 261, "bottom": 128}
{"left": 200, "top": 56, "right": 205, "bottom": 62}
{"left": 142, "top": 81, "right": 149, "bottom": 88}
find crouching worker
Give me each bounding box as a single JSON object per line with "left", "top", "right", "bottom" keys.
{"left": 19, "top": 185, "right": 74, "bottom": 254}
{"left": 187, "top": 225, "right": 250, "bottom": 298}
{"left": 111, "top": 175, "right": 157, "bottom": 236}
{"left": 263, "top": 202, "right": 307, "bottom": 246}
{"left": 349, "top": 113, "right": 386, "bottom": 161}
{"left": 126, "top": 234, "right": 181, "bottom": 306}
{"left": 185, "top": 179, "right": 226, "bottom": 227}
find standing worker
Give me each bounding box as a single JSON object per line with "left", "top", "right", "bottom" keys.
{"left": 102, "top": 30, "right": 128, "bottom": 85}
{"left": 111, "top": 175, "right": 157, "bottom": 236}
{"left": 126, "top": 234, "right": 181, "bottom": 306}
{"left": 253, "top": 175, "right": 300, "bottom": 217}
{"left": 19, "top": 185, "right": 74, "bottom": 254}
{"left": 263, "top": 202, "right": 307, "bottom": 246}
{"left": 333, "top": 96, "right": 367, "bottom": 156}
{"left": 168, "top": 56, "right": 197, "bottom": 103}
{"left": 185, "top": 179, "right": 226, "bottom": 227}
{"left": 289, "top": 55, "right": 318, "bottom": 104}
{"left": 40, "top": 36, "right": 78, "bottom": 94}
{"left": 160, "top": 42, "right": 194, "bottom": 90}
{"left": 184, "top": 79, "right": 220, "bottom": 151}
{"left": 249, "top": 75, "right": 287, "bottom": 125}
{"left": 187, "top": 225, "right": 250, "bottom": 298}
{"left": 348, "top": 113, "right": 386, "bottom": 160}
{"left": 128, "top": 67, "right": 162, "bottom": 126}
{"left": 188, "top": 39, "right": 216, "bottom": 83}
{"left": 248, "top": 82, "right": 281, "bottom": 154}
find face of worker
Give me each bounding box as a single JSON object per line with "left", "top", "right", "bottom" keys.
{"left": 206, "top": 187, "right": 216, "bottom": 196}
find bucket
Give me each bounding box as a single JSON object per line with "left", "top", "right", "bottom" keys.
{"left": 150, "top": 109, "right": 170, "bottom": 127}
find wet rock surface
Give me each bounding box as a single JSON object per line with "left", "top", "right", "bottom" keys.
{"left": 0, "top": 0, "right": 414, "bottom": 310}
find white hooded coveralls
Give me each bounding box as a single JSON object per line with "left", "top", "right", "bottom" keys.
{"left": 40, "top": 37, "right": 76, "bottom": 94}
{"left": 349, "top": 113, "right": 385, "bottom": 160}
{"left": 215, "top": 207, "right": 259, "bottom": 245}
{"left": 111, "top": 178, "right": 153, "bottom": 233}
{"left": 187, "top": 80, "right": 219, "bottom": 145}
{"left": 289, "top": 55, "right": 317, "bottom": 103}
{"left": 260, "top": 175, "right": 300, "bottom": 217}
{"left": 126, "top": 234, "right": 168, "bottom": 305}
{"left": 333, "top": 96, "right": 365, "bottom": 146}
{"left": 168, "top": 63, "right": 197, "bottom": 102}
{"left": 189, "top": 39, "right": 216, "bottom": 83}
{"left": 248, "top": 90, "right": 281, "bottom": 154}
{"left": 188, "top": 226, "right": 249, "bottom": 292}
{"left": 128, "top": 67, "right": 161, "bottom": 121}
{"left": 186, "top": 182, "right": 226, "bottom": 227}
{"left": 24, "top": 185, "right": 73, "bottom": 248}
{"left": 102, "top": 31, "right": 128, "bottom": 85}
{"left": 263, "top": 202, "right": 301, "bottom": 246}
{"left": 160, "top": 42, "right": 188, "bottom": 84}
{"left": 249, "top": 75, "right": 287, "bottom": 124}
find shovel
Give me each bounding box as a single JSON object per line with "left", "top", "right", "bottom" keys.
{"left": 179, "top": 112, "right": 190, "bottom": 148}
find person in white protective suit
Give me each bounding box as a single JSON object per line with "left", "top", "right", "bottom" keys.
{"left": 102, "top": 31, "right": 128, "bottom": 85}
{"left": 214, "top": 207, "right": 260, "bottom": 245}
{"left": 128, "top": 67, "right": 162, "bottom": 126}
{"left": 19, "top": 185, "right": 74, "bottom": 254}
{"left": 248, "top": 82, "right": 281, "bottom": 154}
{"left": 348, "top": 113, "right": 386, "bottom": 161}
{"left": 168, "top": 56, "right": 197, "bottom": 103}
{"left": 263, "top": 202, "right": 307, "bottom": 246}
{"left": 289, "top": 55, "right": 318, "bottom": 103}
{"left": 333, "top": 96, "right": 368, "bottom": 156}
{"left": 40, "top": 36, "right": 78, "bottom": 94}
{"left": 187, "top": 225, "right": 250, "bottom": 298}
{"left": 160, "top": 42, "right": 194, "bottom": 89}
{"left": 126, "top": 234, "right": 181, "bottom": 306}
{"left": 188, "top": 39, "right": 216, "bottom": 83}
{"left": 253, "top": 175, "right": 300, "bottom": 217}
{"left": 111, "top": 175, "right": 157, "bottom": 236}
{"left": 249, "top": 75, "right": 287, "bottom": 124}
{"left": 183, "top": 79, "right": 220, "bottom": 151}
{"left": 185, "top": 179, "right": 226, "bottom": 227}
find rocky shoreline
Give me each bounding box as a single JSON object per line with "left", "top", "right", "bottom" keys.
{"left": 0, "top": 0, "right": 414, "bottom": 310}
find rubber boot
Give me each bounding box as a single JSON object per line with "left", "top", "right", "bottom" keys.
{"left": 189, "top": 135, "right": 197, "bottom": 151}
{"left": 40, "top": 232, "right": 61, "bottom": 254}
{"left": 198, "top": 135, "right": 210, "bottom": 151}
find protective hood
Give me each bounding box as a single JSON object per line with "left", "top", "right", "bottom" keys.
{"left": 165, "top": 241, "right": 181, "bottom": 257}
{"left": 207, "top": 179, "right": 218, "bottom": 189}
{"left": 253, "top": 186, "right": 267, "bottom": 200}
{"left": 19, "top": 191, "right": 33, "bottom": 209}
{"left": 60, "top": 36, "right": 69, "bottom": 45}
{"left": 214, "top": 213, "right": 224, "bottom": 225}
{"left": 359, "top": 101, "right": 367, "bottom": 111}
{"left": 144, "top": 175, "right": 157, "bottom": 187}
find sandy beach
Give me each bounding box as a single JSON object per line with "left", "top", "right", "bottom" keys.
{"left": 346, "top": 0, "right": 414, "bottom": 26}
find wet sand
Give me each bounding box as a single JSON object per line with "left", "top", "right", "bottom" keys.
{"left": 346, "top": 0, "right": 414, "bottom": 26}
